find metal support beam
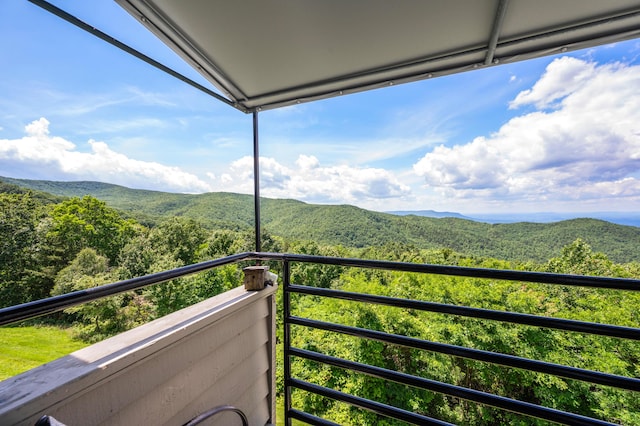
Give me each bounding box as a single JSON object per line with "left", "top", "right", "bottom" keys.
{"left": 282, "top": 260, "right": 292, "bottom": 426}
{"left": 485, "top": 0, "right": 509, "bottom": 65}
{"left": 27, "top": 0, "right": 240, "bottom": 111}
{"left": 253, "top": 111, "right": 262, "bottom": 253}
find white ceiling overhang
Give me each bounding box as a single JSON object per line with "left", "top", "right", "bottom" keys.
{"left": 115, "top": 0, "right": 640, "bottom": 112}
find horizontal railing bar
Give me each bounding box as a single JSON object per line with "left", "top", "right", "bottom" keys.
{"left": 5, "top": 251, "right": 638, "bottom": 327}
{"left": 289, "top": 317, "right": 640, "bottom": 392}
{"left": 257, "top": 252, "right": 640, "bottom": 291}
{"left": 287, "top": 409, "right": 341, "bottom": 426}
{"left": 0, "top": 252, "right": 254, "bottom": 326}
{"left": 288, "top": 378, "right": 455, "bottom": 426}
{"left": 289, "top": 348, "right": 616, "bottom": 426}
{"left": 288, "top": 285, "right": 640, "bottom": 340}
{"left": 2, "top": 250, "right": 636, "bottom": 424}
{"left": 268, "top": 252, "right": 639, "bottom": 424}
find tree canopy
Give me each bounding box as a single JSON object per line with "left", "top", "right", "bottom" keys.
{"left": 1, "top": 186, "right": 638, "bottom": 424}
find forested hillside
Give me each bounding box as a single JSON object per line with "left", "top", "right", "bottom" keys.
{"left": 1, "top": 180, "right": 638, "bottom": 424}
{"left": 2, "top": 176, "right": 640, "bottom": 263}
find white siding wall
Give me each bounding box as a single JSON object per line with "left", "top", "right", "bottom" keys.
{"left": 0, "top": 284, "right": 277, "bottom": 426}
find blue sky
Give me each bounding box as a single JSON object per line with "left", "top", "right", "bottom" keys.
{"left": 2, "top": 1, "right": 640, "bottom": 215}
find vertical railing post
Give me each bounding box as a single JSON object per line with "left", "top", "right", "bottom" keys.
{"left": 253, "top": 110, "right": 261, "bottom": 253}
{"left": 283, "top": 259, "right": 292, "bottom": 426}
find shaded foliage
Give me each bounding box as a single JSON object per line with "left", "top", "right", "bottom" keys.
{"left": 0, "top": 193, "right": 54, "bottom": 306}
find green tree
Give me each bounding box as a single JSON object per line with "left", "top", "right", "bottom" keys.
{"left": 206, "top": 229, "right": 240, "bottom": 257}
{"left": 117, "top": 227, "right": 156, "bottom": 279}
{"left": 118, "top": 218, "right": 243, "bottom": 319}
{"left": 48, "top": 196, "right": 136, "bottom": 264}
{"left": 546, "top": 238, "right": 618, "bottom": 276}
{"left": 288, "top": 241, "right": 346, "bottom": 288}
{"left": 0, "top": 193, "right": 51, "bottom": 306}
{"left": 51, "top": 248, "right": 127, "bottom": 340}
{"left": 148, "top": 217, "right": 207, "bottom": 265}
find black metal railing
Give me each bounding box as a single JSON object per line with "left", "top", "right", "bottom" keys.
{"left": 1, "top": 252, "right": 639, "bottom": 425}
{"left": 0, "top": 252, "right": 254, "bottom": 326}
{"left": 276, "top": 254, "right": 640, "bottom": 426}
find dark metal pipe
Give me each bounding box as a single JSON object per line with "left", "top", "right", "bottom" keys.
{"left": 288, "top": 285, "right": 640, "bottom": 340}
{"left": 288, "top": 378, "right": 454, "bottom": 426}
{"left": 283, "top": 260, "right": 293, "bottom": 426}
{"left": 287, "top": 409, "right": 340, "bottom": 426}
{"left": 0, "top": 252, "right": 253, "bottom": 326}
{"left": 268, "top": 253, "right": 640, "bottom": 291}
{"left": 183, "top": 405, "right": 248, "bottom": 426}
{"left": 289, "top": 352, "right": 615, "bottom": 426}
{"left": 289, "top": 317, "right": 640, "bottom": 391}
{"left": 253, "top": 111, "right": 262, "bottom": 253}
{"left": 3, "top": 252, "right": 639, "bottom": 327}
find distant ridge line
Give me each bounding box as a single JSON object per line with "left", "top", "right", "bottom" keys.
{"left": 2, "top": 175, "right": 639, "bottom": 227}
{"left": 386, "top": 210, "right": 473, "bottom": 220}
{"left": 386, "top": 209, "right": 640, "bottom": 227}
{"left": 2, "top": 175, "right": 640, "bottom": 263}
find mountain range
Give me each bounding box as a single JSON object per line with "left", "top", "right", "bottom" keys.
{"left": 2, "top": 176, "right": 639, "bottom": 264}
{"left": 388, "top": 210, "right": 640, "bottom": 227}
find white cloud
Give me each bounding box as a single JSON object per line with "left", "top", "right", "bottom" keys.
{"left": 0, "top": 117, "right": 213, "bottom": 193}
{"left": 296, "top": 154, "right": 320, "bottom": 170}
{"left": 217, "top": 154, "right": 410, "bottom": 204}
{"left": 509, "top": 57, "right": 597, "bottom": 109}
{"left": 414, "top": 57, "right": 640, "bottom": 208}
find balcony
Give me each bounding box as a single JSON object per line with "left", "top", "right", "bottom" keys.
{"left": 4, "top": 3, "right": 640, "bottom": 424}
{"left": 1, "top": 252, "right": 638, "bottom": 425}
{"left": 0, "top": 257, "right": 277, "bottom": 426}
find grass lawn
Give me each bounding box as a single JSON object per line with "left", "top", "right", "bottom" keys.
{"left": 0, "top": 325, "right": 88, "bottom": 381}
{"left": 276, "top": 397, "right": 308, "bottom": 426}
